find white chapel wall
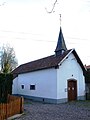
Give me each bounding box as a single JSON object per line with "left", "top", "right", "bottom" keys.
{"left": 12, "top": 77, "right": 18, "bottom": 94}
{"left": 57, "top": 53, "right": 85, "bottom": 99}
{"left": 15, "top": 68, "right": 57, "bottom": 99}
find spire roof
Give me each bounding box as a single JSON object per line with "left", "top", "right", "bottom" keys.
{"left": 55, "top": 27, "right": 67, "bottom": 56}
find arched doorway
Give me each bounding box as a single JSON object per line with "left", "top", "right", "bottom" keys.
{"left": 67, "top": 79, "right": 77, "bottom": 101}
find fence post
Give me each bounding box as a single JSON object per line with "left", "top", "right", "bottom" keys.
{"left": 20, "top": 96, "right": 24, "bottom": 113}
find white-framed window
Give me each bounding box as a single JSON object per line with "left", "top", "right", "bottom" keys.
{"left": 30, "top": 84, "right": 35, "bottom": 90}
{"left": 21, "top": 85, "right": 24, "bottom": 89}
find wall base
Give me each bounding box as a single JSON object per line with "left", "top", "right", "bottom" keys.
{"left": 13, "top": 94, "right": 85, "bottom": 104}
{"left": 77, "top": 95, "right": 85, "bottom": 100}
{"left": 13, "top": 94, "right": 67, "bottom": 104}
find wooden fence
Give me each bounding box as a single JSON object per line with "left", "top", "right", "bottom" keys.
{"left": 0, "top": 95, "right": 24, "bottom": 120}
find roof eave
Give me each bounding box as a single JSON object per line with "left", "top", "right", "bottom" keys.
{"left": 58, "top": 49, "right": 86, "bottom": 73}
{"left": 13, "top": 65, "right": 57, "bottom": 76}
{"left": 58, "top": 49, "right": 74, "bottom": 65}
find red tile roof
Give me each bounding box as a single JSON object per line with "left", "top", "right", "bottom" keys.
{"left": 12, "top": 49, "right": 86, "bottom": 78}
{"left": 86, "top": 65, "right": 90, "bottom": 69}
{"left": 12, "top": 50, "right": 71, "bottom": 75}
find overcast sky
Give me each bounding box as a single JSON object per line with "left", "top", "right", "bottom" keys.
{"left": 0, "top": 0, "right": 90, "bottom": 65}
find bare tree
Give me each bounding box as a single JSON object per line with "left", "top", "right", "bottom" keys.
{"left": 0, "top": 44, "right": 18, "bottom": 73}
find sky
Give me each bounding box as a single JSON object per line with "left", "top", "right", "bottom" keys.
{"left": 0, "top": 0, "right": 90, "bottom": 66}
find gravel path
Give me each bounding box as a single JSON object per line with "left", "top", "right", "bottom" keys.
{"left": 15, "top": 100, "right": 90, "bottom": 120}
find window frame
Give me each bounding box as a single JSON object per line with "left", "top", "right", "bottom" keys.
{"left": 30, "top": 84, "right": 35, "bottom": 90}
{"left": 21, "top": 85, "right": 24, "bottom": 89}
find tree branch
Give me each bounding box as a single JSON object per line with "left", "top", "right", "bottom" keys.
{"left": 45, "top": 0, "right": 58, "bottom": 13}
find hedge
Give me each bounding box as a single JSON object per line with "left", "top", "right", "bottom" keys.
{"left": 0, "top": 73, "right": 13, "bottom": 103}
{"left": 85, "top": 70, "right": 90, "bottom": 83}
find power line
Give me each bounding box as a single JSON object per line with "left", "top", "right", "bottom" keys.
{"left": 66, "top": 36, "right": 90, "bottom": 41}
{"left": 0, "top": 36, "right": 56, "bottom": 43}
{"left": 0, "top": 35, "right": 90, "bottom": 45}
{"left": 0, "top": 30, "right": 44, "bottom": 36}
{"left": 0, "top": 30, "right": 90, "bottom": 42}
{"left": 0, "top": 31, "right": 90, "bottom": 45}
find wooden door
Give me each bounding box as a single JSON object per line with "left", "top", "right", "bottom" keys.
{"left": 68, "top": 80, "right": 77, "bottom": 101}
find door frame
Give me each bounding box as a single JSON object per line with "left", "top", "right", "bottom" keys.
{"left": 67, "top": 79, "right": 77, "bottom": 101}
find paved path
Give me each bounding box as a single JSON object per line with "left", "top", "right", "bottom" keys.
{"left": 15, "top": 100, "right": 90, "bottom": 120}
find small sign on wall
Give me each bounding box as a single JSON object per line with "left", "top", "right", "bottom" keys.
{"left": 65, "top": 88, "right": 67, "bottom": 92}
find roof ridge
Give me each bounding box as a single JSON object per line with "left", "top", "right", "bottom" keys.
{"left": 20, "top": 54, "right": 55, "bottom": 66}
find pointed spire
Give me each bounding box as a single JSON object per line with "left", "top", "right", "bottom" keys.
{"left": 55, "top": 27, "right": 67, "bottom": 56}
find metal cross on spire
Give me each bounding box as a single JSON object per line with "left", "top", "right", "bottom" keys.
{"left": 59, "top": 14, "right": 61, "bottom": 26}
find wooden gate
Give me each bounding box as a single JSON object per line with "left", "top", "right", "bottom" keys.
{"left": 68, "top": 80, "right": 77, "bottom": 101}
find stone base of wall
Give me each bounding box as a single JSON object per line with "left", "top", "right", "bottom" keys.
{"left": 13, "top": 94, "right": 85, "bottom": 104}
{"left": 13, "top": 94, "right": 68, "bottom": 104}
{"left": 77, "top": 96, "right": 85, "bottom": 100}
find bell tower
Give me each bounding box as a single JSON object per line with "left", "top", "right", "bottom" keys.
{"left": 55, "top": 15, "right": 67, "bottom": 56}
